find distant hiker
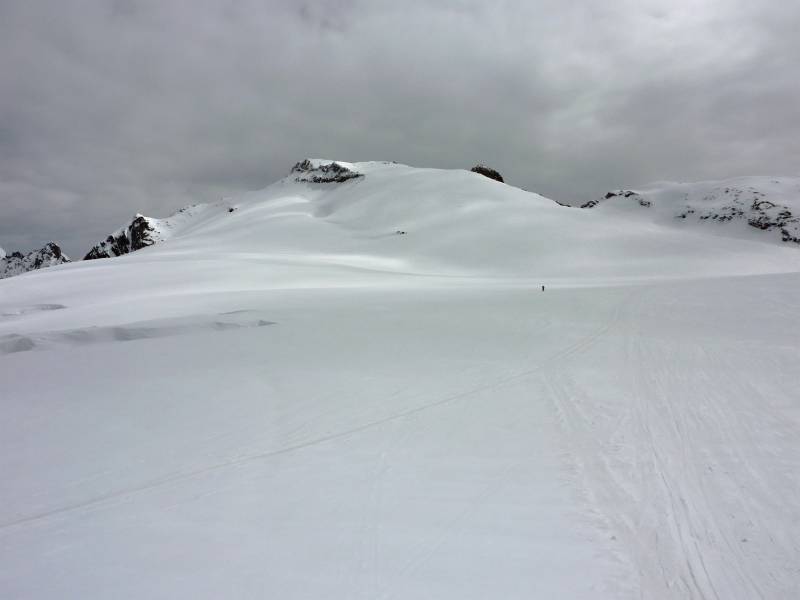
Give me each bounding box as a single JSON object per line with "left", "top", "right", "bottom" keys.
{"left": 542, "top": 285, "right": 545, "bottom": 292}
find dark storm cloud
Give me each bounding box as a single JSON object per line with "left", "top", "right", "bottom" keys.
{"left": 1, "top": 0, "right": 799, "bottom": 256}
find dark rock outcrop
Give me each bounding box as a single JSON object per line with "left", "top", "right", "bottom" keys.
{"left": 583, "top": 190, "right": 648, "bottom": 208}
{"left": 84, "top": 215, "right": 160, "bottom": 260}
{"left": 291, "top": 159, "right": 363, "bottom": 183}
{"left": 470, "top": 164, "right": 504, "bottom": 183}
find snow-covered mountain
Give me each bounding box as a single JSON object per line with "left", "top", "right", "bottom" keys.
{"left": 0, "top": 242, "right": 70, "bottom": 279}
{"left": 1, "top": 161, "right": 799, "bottom": 600}
{"left": 82, "top": 167, "right": 800, "bottom": 268}
{"left": 74, "top": 162, "right": 800, "bottom": 279}
{"left": 80, "top": 160, "right": 372, "bottom": 262}
{"left": 81, "top": 160, "right": 368, "bottom": 261}
{"left": 582, "top": 176, "right": 800, "bottom": 245}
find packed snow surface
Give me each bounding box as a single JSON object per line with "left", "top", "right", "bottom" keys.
{"left": 1, "top": 161, "right": 799, "bottom": 599}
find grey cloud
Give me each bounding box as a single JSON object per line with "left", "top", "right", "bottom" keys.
{"left": 1, "top": 0, "right": 799, "bottom": 255}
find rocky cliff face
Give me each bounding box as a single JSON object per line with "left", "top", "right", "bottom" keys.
{"left": 675, "top": 189, "right": 800, "bottom": 244}
{"left": 291, "top": 159, "right": 364, "bottom": 183}
{"left": 84, "top": 215, "right": 163, "bottom": 260}
{"left": 0, "top": 243, "right": 71, "bottom": 279}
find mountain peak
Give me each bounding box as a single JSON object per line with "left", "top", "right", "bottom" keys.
{"left": 290, "top": 158, "right": 364, "bottom": 183}
{"left": 0, "top": 242, "right": 71, "bottom": 279}
{"left": 84, "top": 214, "right": 164, "bottom": 260}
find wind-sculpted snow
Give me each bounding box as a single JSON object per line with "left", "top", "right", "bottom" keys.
{"left": 1, "top": 162, "right": 799, "bottom": 599}
{"left": 0, "top": 311, "right": 274, "bottom": 355}
{"left": 1, "top": 303, "right": 66, "bottom": 317}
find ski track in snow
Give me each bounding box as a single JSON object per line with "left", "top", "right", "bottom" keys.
{"left": 2, "top": 278, "right": 799, "bottom": 599}
{"left": 544, "top": 282, "right": 800, "bottom": 600}
{"left": 0, "top": 296, "right": 616, "bottom": 533}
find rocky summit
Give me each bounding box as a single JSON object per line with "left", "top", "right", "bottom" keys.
{"left": 83, "top": 214, "right": 164, "bottom": 260}
{"left": 0, "top": 242, "right": 70, "bottom": 279}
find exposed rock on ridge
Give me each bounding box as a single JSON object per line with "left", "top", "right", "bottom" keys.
{"left": 583, "top": 183, "right": 800, "bottom": 245}
{"left": 675, "top": 187, "right": 800, "bottom": 244}
{"left": 0, "top": 242, "right": 71, "bottom": 279}
{"left": 291, "top": 159, "right": 364, "bottom": 183}
{"left": 84, "top": 214, "right": 162, "bottom": 260}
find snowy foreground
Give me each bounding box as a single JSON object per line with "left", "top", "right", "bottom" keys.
{"left": 1, "top": 162, "right": 799, "bottom": 599}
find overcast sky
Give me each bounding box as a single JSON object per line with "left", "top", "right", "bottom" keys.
{"left": 2, "top": 0, "right": 799, "bottom": 256}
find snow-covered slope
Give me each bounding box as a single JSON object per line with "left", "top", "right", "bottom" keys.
{"left": 82, "top": 160, "right": 366, "bottom": 261}
{"left": 70, "top": 162, "right": 800, "bottom": 284}
{"left": 1, "top": 161, "right": 799, "bottom": 600}
{"left": 583, "top": 176, "right": 800, "bottom": 246}
{"left": 0, "top": 242, "right": 70, "bottom": 279}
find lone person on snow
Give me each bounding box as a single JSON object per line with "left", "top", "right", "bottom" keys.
{"left": 541, "top": 285, "right": 545, "bottom": 292}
